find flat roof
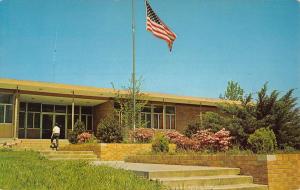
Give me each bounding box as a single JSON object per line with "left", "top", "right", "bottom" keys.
{"left": 0, "top": 78, "right": 237, "bottom": 106}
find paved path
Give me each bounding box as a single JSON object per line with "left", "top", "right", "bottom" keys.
{"left": 92, "top": 161, "right": 238, "bottom": 172}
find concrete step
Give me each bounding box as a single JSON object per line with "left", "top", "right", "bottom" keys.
{"left": 173, "top": 184, "right": 268, "bottom": 190}
{"left": 155, "top": 175, "right": 253, "bottom": 188}
{"left": 48, "top": 157, "right": 98, "bottom": 161}
{"left": 19, "top": 142, "right": 69, "bottom": 145}
{"left": 16, "top": 140, "right": 69, "bottom": 151}
{"left": 18, "top": 146, "right": 68, "bottom": 148}
{"left": 93, "top": 162, "right": 267, "bottom": 190}
{"left": 16, "top": 146, "right": 68, "bottom": 151}
{"left": 19, "top": 143, "right": 69, "bottom": 146}
{"left": 40, "top": 151, "right": 94, "bottom": 155}
{"left": 40, "top": 150, "right": 98, "bottom": 161}
{"left": 18, "top": 144, "right": 68, "bottom": 147}
{"left": 148, "top": 168, "right": 240, "bottom": 178}
{"left": 43, "top": 153, "right": 97, "bottom": 159}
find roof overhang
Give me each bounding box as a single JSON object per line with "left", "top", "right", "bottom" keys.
{"left": 0, "top": 78, "right": 238, "bottom": 106}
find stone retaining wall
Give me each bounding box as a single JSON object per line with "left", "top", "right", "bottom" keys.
{"left": 126, "top": 153, "right": 300, "bottom": 190}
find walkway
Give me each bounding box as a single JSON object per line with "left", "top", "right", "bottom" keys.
{"left": 92, "top": 161, "right": 268, "bottom": 190}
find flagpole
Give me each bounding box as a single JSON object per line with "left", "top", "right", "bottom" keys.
{"left": 132, "top": 0, "right": 136, "bottom": 132}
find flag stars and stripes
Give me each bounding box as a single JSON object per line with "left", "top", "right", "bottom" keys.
{"left": 145, "top": 0, "right": 177, "bottom": 51}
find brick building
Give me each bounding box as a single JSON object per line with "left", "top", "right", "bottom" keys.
{"left": 0, "top": 78, "right": 231, "bottom": 139}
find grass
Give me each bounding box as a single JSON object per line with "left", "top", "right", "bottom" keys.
{"left": 0, "top": 149, "right": 164, "bottom": 190}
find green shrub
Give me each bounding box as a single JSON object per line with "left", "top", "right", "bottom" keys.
{"left": 184, "top": 123, "right": 201, "bottom": 138}
{"left": 152, "top": 133, "right": 169, "bottom": 153}
{"left": 247, "top": 128, "right": 277, "bottom": 154}
{"left": 184, "top": 112, "right": 226, "bottom": 138}
{"left": 67, "top": 120, "right": 87, "bottom": 144}
{"left": 74, "top": 120, "right": 86, "bottom": 135}
{"left": 97, "top": 115, "right": 123, "bottom": 143}
{"left": 68, "top": 131, "right": 78, "bottom": 144}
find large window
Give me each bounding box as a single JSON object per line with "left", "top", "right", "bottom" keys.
{"left": 27, "top": 112, "right": 40, "bottom": 128}
{"left": 165, "top": 106, "right": 176, "bottom": 129}
{"left": 66, "top": 106, "right": 93, "bottom": 130}
{"left": 141, "top": 106, "right": 151, "bottom": 128}
{"left": 153, "top": 106, "right": 163, "bottom": 129}
{"left": 139, "top": 105, "right": 176, "bottom": 130}
{"left": 0, "top": 94, "right": 13, "bottom": 124}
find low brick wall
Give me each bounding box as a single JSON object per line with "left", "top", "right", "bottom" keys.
{"left": 60, "top": 143, "right": 176, "bottom": 161}
{"left": 100, "top": 143, "right": 176, "bottom": 161}
{"left": 126, "top": 153, "right": 300, "bottom": 190}
{"left": 60, "top": 144, "right": 101, "bottom": 158}
{"left": 267, "top": 154, "right": 300, "bottom": 190}
{"left": 100, "top": 143, "right": 151, "bottom": 161}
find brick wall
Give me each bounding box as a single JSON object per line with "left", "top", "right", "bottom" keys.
{"left": 267, "top": 154, "right": 300, "bottom": 190}
{"left": 100, "top": 143, "right": 152, "bottom": 161}
{"left": 126, "top": 154, "right": 300, "bottom": 190}
{"left": 175, "top": 104, "right": 217, "bottom": 132}
{"left": 93, "top": 101, "right": 114, "bottom": 133}
{"left": 61, "top": 143, "right": 175, "bottom": 161}
{"left": 100, "top": 143, "right": 176, "bottom": 161}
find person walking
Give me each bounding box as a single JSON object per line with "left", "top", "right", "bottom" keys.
{"left": 51, "top": 123, "right": 60, "bottom": 150}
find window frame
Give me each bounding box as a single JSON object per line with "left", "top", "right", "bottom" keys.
{"left": 0, "top": 103, "right": 13, "bottom": 124}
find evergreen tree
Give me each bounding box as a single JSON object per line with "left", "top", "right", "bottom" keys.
{"left": 205, "top": 83, "right": 300, "bottom": 150}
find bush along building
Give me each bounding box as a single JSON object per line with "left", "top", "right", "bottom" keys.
{"left": 0, "top": 78, "right": 233, "bottom": 139}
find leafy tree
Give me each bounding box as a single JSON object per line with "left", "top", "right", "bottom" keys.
{"left": 112, "top": 78, "right": 148, "bottom": 140}
{"left": 220, "top": 81, "right": 244, "bottom": 101}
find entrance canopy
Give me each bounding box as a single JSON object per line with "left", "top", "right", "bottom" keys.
{"left": 20, "top": 94, "right": 107, "bottom": 106}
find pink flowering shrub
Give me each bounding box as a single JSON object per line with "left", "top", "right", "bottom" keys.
{"left": 213, "top": 128, "right": 232, "bottom": 151}
{"left": 192, "top": 128, "right": 232, "bottom": 151}
{"left": 164, "top": 130, "right": 185, "bottom": 143}
{"left": 132, "top": 128, "right": 155, "bottom": 143}
{"left": 164, "top": 130, "right": 201, "bottom": 151}
{"left": 165, "top": 128, "right": 232, "bottom": 152}
{"left": 77, "top": 132, "right": 94, "bottom": 144}
{"left": 131, "top": 128, "right": 232, "bottom": 151}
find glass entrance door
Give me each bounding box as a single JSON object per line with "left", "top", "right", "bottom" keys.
{"left": 55, "top": 114, "right": 66, "bottom": 139}
{"left": 42, "top": 114, "right": 66, "bottom": 139}
{"left": 42, "top": 114, "right": 53, "bottom": 139}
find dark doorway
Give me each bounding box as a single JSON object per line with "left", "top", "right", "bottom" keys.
{"left": 55, "top": 115, "right": 66, "bottom": 139}
{"left": 42, "top": 114, "right": 53, "bottom": 139}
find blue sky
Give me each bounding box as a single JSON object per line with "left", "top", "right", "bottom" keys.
{"left": 0, "top": 0, "right": 299, "bottom": 103}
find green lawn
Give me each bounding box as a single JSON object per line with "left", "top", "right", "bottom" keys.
{"left": 0, "top": 149, "right": 164, "bottom": 190}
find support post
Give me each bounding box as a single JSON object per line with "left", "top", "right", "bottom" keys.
{"left": 163, "top": 103, "right": 166, "bottom": 130}
{"left": 151, "top": 104, "right": 154, "bottom": 129}
{"left": 199, "top": 103, "right": 203, "bottom": 126}
{"left": 72, "top": 91, "right": 75, "bottom": 131}
{"left": 13, "top": 93, "right": 19, "bottom": 139}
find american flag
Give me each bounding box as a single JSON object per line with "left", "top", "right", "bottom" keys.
{"left": 146, "top": 0, "right": 177, "bottom": 51}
